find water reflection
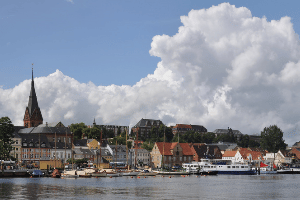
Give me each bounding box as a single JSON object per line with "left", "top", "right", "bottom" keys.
{"left": 0, "top": 175, "right": 300, "bottom": 199}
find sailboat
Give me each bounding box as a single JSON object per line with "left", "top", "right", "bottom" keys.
{"left": 121, "top": 126, "right": 140, "bottom": 176}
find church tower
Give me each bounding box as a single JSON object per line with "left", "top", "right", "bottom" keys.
{"left": 23, "top": 68, "right": 43, "bottom": 128}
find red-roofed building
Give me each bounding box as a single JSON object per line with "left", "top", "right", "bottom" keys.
{"left": 222, "top": 148, "right": 265, "bottom": 166}
{"left": 150, "top": 142, "right": 193, "bottom": 168}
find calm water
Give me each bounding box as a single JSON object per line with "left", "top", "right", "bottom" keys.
{"left": 0, "top": 174, "right": 299, "bottom": 199}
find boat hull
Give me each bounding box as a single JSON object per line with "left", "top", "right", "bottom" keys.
{"left": 277, "top": 168, "right": 300, "bottom": 174}
{"left": 122, "top": 171, "right": 140, "bottom": 176}
{"left": 217, "top": 170, "right": 255, "bottom": 175}
{"left": 156, "top": 171, "right": 190, "bottom": 175}
{"left": 91, "top": 172, "right": 107, "bottom": 177}
{"left": 196, "top": 171, "right": 218, "bottom": 175}
{"left": 106, "top": 173, "right": 120, "bottom": 177}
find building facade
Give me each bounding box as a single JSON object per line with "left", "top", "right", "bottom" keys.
{"left": 131, "top": 118, "right": 164, "bottom": 140}
{"left": 150, "top": 142, "right": 193, "bottom": 169}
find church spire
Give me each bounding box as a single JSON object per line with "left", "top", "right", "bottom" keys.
{"left": 28, "top": 65, "right": 38, "bottom": 116}
{"left": 23, "top": 65, "right": 43, "bottom": 127}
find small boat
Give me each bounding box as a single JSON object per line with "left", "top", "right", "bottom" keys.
{"left": 106, "top": 171, "right": 120, "bottom": 177}
{"left": 31, "top": 170, "right": 44, "bottom": 177}
{"left": 121, "top": 170, "right": 140, "bottom": 176}
{"left": 51, "top": 169, "right": 61, "bottom": 178}
{"left": 138, "top": 170, "right": 158, "bottom": 176}
{"left": 154, "top": 170, "right": 190, "bottom": 175}
{"left": 91, "top": 170, "right": 107, "bottom": 177}
{"left": 62, "top": 170, "right": 79, "bottom": 178}
{"left": 277, "top": 168, "right": 300, "bottom": 174}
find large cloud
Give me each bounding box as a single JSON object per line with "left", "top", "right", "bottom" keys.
{"left": 1, "top": 3, "right": 300, "bottom": 145}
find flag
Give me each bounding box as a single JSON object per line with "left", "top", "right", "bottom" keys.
{"left": 273, "top": 163, "right": 277, "bottom": 169}
{"left": 260, "top": 162, "right": 268, "bottom": 167}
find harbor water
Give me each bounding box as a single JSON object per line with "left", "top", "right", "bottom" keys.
{"left": 0, "top": 174, "right": 299, "bottom": 199}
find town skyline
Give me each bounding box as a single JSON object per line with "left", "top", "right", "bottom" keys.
{"left": 2, "top": 1, "right": 300, "bottom": 146}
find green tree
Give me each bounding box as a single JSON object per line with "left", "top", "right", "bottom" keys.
{"left": 69, "top": 123, "right": 87, "bottom": 140}
{"left": 83, "top": 126, "right": 101, "bottom": 140}
{"left": 141, "top": 142, "right": 154, "bottom": 151}
{"left": 260, "top": 125, "right": 287, "bottom": 152}
{"left": 202, "top": 132, "right": 216, "bottom": 144}
{"left": 0, "top": 117, "right": 15, "bottom": 161}
{"left": 237, "top": 134, "right": 250, "bottom": 148}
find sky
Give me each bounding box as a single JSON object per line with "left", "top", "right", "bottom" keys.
{"left": 1, "top": 0, "right": 300, "bottom": 145}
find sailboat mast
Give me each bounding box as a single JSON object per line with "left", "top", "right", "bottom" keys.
{"left": 163, "top": 126, "right": 165, "bottom": 169}
{"left": 126, "top": 126, "right": 129, "bottom": 170}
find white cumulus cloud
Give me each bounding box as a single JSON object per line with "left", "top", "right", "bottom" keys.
{"left": 1, "top": 3, "right": 300, "bottom": 145}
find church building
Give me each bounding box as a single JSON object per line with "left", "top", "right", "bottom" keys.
{"left": 23, "top": 69, "right": 43, "bottom": 128}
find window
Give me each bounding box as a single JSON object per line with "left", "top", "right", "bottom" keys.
{"left": 184, "top": 156, "right": 186, "bottom": 161}
{"left": 180, "top": 157, "right": 182, "bottom": 161}
{"left": 16, "top": 141, "right": 18, "bottom": 144}
{"left": 64, "top": 137, "right": 66, "bottom": 142}
{"left": 16, "top": 148, "right": 18, "bottom": 151}
{"left": 58, "top": 138, "right": 61, "bottom": 142}
{"left": 53, "top": 137, "right": 55, "bottom": 142}
{"left": 23, "top": 142, "right": 27, "bottom": 147}
{"left": 69, "top": 138, "right": 71, "bottom": 143}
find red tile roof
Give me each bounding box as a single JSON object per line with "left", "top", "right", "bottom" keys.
{"left": 223, "top": 151, "right": 237, "bottom": 157}
{"left": 173, "top": 124, "right": 192, "bottom": 129}
{"left": 155, "top": 142, "right": 193, "bottom": 156}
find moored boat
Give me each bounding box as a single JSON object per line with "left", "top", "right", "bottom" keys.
{"left": 31, "top": 170, "right": 44, "bottom": 177}
{"left": 183, "top": 159, "right": 255, "bottom": 175}
{"left": 91, "top": 171, "right": 107, "bottom": 177}
{"left": 121, "top": 170, "right": 140, "bottom": 176}
{"left": 277, "top": 168, "right": 300, "bottom": 174}
{"left": 154, "top": 170, "right": 190, "bottom": 175}
{"left": 138, "top": 170, "right": 158, "bottom": 176}
{"left": 51, "top": 169, "right": 61, "bottom": 178}
{"left": 62, "top": 170, "right": 79, "bottom": 178}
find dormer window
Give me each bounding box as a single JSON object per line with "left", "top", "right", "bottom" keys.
{"left": 29, "top": 142, "right": 33, "bottom": 147}
{"left": 23, "top": 142, "right": 27, "bottom": 147}
{"left": 41, "top": 142, "right": 46, "bottom": 148}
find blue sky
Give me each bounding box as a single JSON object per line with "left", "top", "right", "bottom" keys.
{"left": 1, "top": 0, "right": 300, "bottom": 88}
{"left": 2, "top": 1, "right": 300, "bottom": 145}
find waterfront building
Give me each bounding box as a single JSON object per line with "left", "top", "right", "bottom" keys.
{"left": 18, "top": 133, "right": 51, "bottom": 167}
{"left": 289, "top": 147, "right": 300, "bottom": 163}
{"left": 109, "top": 145, "right": 127, "bottom": 164}
{"left": 128, "top": 148, "right": 151, "bottom": 167}
{"left": 49, "top": 141, "right": 72, "bottom": 163}
{"left": 274, "top": 150, "right": 292, "bottom": 167}
{"left": 131, "top": 118, "right": 164, "bottom": 140}
{"left": 11, "top": 127, "right": 24, "bottom": 164}
{"left": 73, "top": 148, "right": 95, "bottom": 162}
{"left": 190, "top": 143, "right": 222, "bottom": 161}
{"left": 222, "top": 148, "right": 265, "bottom": 166}
{"left": 150, "top": 142, "right": 193, "bottom": 169}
